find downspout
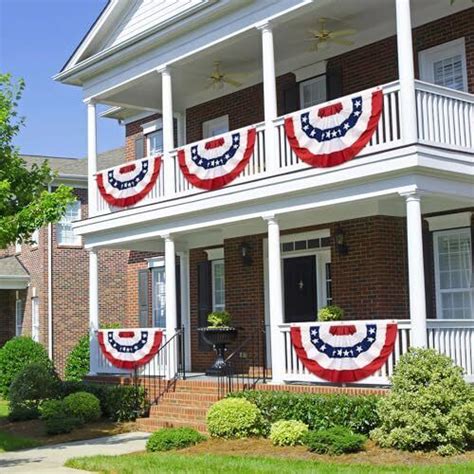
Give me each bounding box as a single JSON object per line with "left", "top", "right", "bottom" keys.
{"left": 47, "top": 184, "right": 53, "bottom": 359}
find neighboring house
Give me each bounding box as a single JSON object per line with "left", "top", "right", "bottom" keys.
{"left": 0, "top": 149, "right": 127, "bottom": 374}
{"left": 55, "top": 0, "right": 473, "bottom": 392}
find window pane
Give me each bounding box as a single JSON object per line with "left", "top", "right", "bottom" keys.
{"left": 212, "top": 260, "right": 225, "bottom": 311}
{"left": 135, "top": 137, "right": 144, "bottom": 159}
{"left": 433, "top": 55, "right": 464, "bottom": 91}
{"left": 148, "top": 131, "right": 163, "bottom": 154}
{"left": 57, "top": 202, "right": 81, "bottom": 245}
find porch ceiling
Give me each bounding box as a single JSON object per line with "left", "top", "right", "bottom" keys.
{"left": 99, "top": 0, "right": 470, "bottom": 117}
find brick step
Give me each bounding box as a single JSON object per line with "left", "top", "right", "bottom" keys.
{"left": 137, "top": 417, "right": 208, "bottom": 434}
{"left": 157, "top": 392, "right": 220, "bottom": 403}
{"left": 150, "top": 404, "right": 209, "bottom": 416}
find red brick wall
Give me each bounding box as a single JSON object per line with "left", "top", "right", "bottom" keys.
{"left": 327, "top": 9, "right": 474, "bottom": 95}
{"left": 0, "top": 290, "right": 17, "bottom": 346}
{"left": 125, "top": 113, "right": 161, "bottom": 162}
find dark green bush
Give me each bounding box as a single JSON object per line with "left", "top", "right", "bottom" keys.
{"left": 63, "top": 392, "right": 101, "bottom": 423}
{"left": 45, "top": 414, "right": 81, "bottom": 435}
{"left": 40, "top": 399, "right": 66, "bottom": 420}
{"left": 371, "top": 348, "right": 474, "bottom": 455}
{"left": 207, "top": 398, "right": 263, "bottom": 439}
{"left": 0, "top": 337, "right": 53, "bottom": 397}
{"left": 146, "top": 428, "right": 206, "bottom": 452}
{"left": 229, "top": 390, "right": 379, "bottom": 435}
{"left": 305, "top": 426, "right": 366, "bottom": 455}
{"left": 64, "top": 335, "right": 90, "bottom": 382}
{"left": 8, "top": 363, "right": 61, "bottom": 421}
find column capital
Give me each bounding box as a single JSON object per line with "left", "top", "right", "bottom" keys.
{"left": 161, "top": 233, "right": 174, "bottom": 241}
{"left": 83, "top": 98, "right": 97, "bottom": 106}
{"left": 87, "top": 247, "right": 98, "bottom": 255}
{"left": 157, "top": 65, "right": 171, "bottom": 75}
{"left": 255, "top": 20, "right": 272, "bottom": 32}
{"left": 399, "top": 190, "right": 425, "bottom": 201}
{"left": 262, "top": 214, "right": 278, "bottom": 225}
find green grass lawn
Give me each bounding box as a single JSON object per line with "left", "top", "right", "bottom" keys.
{"left": 0, "top": 431, "right": 40, "bottom": 452}
{"left": 0, "top": 398, "right": 8, "bottom": 419}
{"left": 65, "top": 453, "right": 474, "bottom": 474}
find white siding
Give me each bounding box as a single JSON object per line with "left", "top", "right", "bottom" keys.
{"left": 104, "top": 0, "right": 203, "bottom": 49}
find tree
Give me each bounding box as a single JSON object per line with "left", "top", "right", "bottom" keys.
{"left": 0, "top": 74, "right": 75, "bottom": 248}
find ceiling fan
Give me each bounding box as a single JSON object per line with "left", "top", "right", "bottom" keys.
{"left": 206, "top": 61, "right": 243, "bottom": 90}
{"left": 307, "top": 18, "right": 357, "bottom": 51}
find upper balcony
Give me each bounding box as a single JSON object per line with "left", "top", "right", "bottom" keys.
{"left": 68, "top": 0, "right": 473, "bottom": 229}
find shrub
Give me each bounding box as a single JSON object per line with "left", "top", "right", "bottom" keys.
{"left": 317, "top": 305, "right": 344, "bottom": 322}
{"left": 40, "top": 399, "right": 66, "bottom": 420}
{"left": 103, "top": 385, "right": 146, "bottom": 422}
{"left": 305, "top": 426, "right": 366, "bottom": 455}
{"left": 229, "top": 391, "right": 379, "bottom": 435}
{"left": 65, "top": 335, "right": 89, "bottom": 382}
{"left": 8, "top": 363, "right": 61, "bottom": 421}
{"left": 0, "top": 337, "right": 53, "bottom": 397}
{"left": 370, "top": 348, "right": 474, "bottom": 455}
{"left": 45, "top": 415, "right": 81, "bottom": 435}
{"left": 207, "top": 398, "right": 263, "bottom": 439}
{"left": 146, "top": 428, "right": 206, "bottom": 452}
{"left": 207, "top": 311, "right": 231, "bottom": 328}
{"left": 269, "top": 420, "right": 309, "bottom": 446}
{"left": 63, "top": 392, "right": 101, "bottom": 423}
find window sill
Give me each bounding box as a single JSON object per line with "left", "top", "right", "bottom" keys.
{"left": 57, "top": 244, "right": 83, "bottom": 249}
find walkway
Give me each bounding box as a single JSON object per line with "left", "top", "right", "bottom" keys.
{"left": 0, "top": 432, "right": 150, "bottom": 473}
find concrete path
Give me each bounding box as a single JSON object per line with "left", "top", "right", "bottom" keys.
{"left": 0, "top": 431, "right": 150, "bottom": 473}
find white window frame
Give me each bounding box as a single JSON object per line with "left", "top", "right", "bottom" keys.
{"left": 151, "top": 266, "right": 166, "bottom": 328}
{"left": 211, "top": 259, "right": 225, "bottom": 312}
{"left": 15, "top": 299, "right": 23, "bottom": 336}
{"left": 146, "top": 130, "right": 163, "bottom": 156}
{"left": 202, "top": 115, "right": 229, "bottom": 139}
{"left": 433, "top": 227, "right": 473, "bottom": 319}
{"left": 15, "top": 241, "right": 21, "bottom": 254}
{"left": 299, "top": 75, "right": 327, "bottom": 109}
{"left": 143, "top": 119, "right": 163, "bottom": 156}
{"left": 31, "top": 229, "right": 39, "bottom": 249}
{"left": 57, "top": 201, "right": 82, "bottom": 246}
{"left": 419, "top": 38, "right": 468, "bottom": 92}
{"left": 32, "top": 297, "right": 40, "bottom": 342}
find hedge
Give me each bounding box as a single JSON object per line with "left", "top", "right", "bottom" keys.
{"left": 228, "top": 390, "right": 380, "bottom": 435}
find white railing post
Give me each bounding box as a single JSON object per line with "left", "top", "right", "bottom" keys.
{"left": 395, "top": 0, "right": 417, "bottom": 144}
{"left": 263, "top": 215, "right": 285, "bottom": 383}
{"left": 401, "top": 191, "right": 427, "bottom": 347}
{"left": 160, "top": 66, "right": 175, "bottom": 197}
{"left": 88, "top": 248, "right": 99, "bottom": 375}
{"left": 257, "top": 21, "right": 278, "bottom": 173}
{"left": 164, "top": 234, "right": 178, "bottom": 377}
{"left": 86, "top": 99, "right": 98, "bottom": 217}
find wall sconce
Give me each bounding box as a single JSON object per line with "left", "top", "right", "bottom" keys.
{"left": 335, "top": 227, "right": 348, "bottom": 256}
{"left": 240, "top": 242, "right": 252, "bottom": 266}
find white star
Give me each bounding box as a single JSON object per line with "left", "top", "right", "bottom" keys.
{"left": 325, "top": 131, "right": 331, "bottom": 138}
{"left": 310, "top": 130, "right": 316, "bottom": 137}
{"left": 354, "top": 110, "right": 361, "bottom": 116}
{"left": 356, "top": 346, "right": 363, "bottom": 352}
{"left": 343, "top": 123, "right": 350, "bottom": 130}
{"left": 311, "top": 329, "right": 317, "bottom": 336}
{"left": 343, "top": 350, "right": 349, "bottom": 356}
{"left": 369, "top": 328, "right": 376, "bottom": 334}
{"left": 303, "top": 125, "right": 309, "bottom": 131}
{"left": 355, "top": 100, "right": 361, "bottom": 108}
{"left": 233, "top": 144, "right": 238, "bottom": 149}
{"left": 225, "top": 154, "right": 229, "bottom": 159}
{"left": 321, "top": 344, "right": 327, "bottom": 351}
{"left": 302, "top": 116, "right": 308, "bottom": 123}
{"left": 337, "top": 349, "right": 343, "bottom": 356}
{"left": 331, "top": 130, "right": 338, "bottom": 138}
{"left": 368, "top": 337, "right": 374, "bottom": 342}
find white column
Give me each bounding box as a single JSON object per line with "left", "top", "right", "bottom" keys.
{"left": 264, "top": 215, "right": 285, "bottom": 383}
{"left": 160, "top": 67, "right": 175, "bottom": 196}
{"left": 403, "top": 192, "right": 427, "bottom": 347}
{"left": 258, "top": 21, "right": 279, "bottom": 173}
{"left": 86, "top": 100, "right": 98, "bottom": 216}
{"left": 89, "top": 248, "right": 99, "bottom": 375}
{"left": 395, "top": 0, "right": 417, "bottom": 144}
{"left": 164, "top": 234, "right": 178, "bottom": 377}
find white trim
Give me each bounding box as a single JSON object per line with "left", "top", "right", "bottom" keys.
{"left": 419, "top": 38, "right": 468, "bottom": 92}
{"left": 142, "top": 119, "right": 163, "bottom": 135}
{"left": 147, "top": 256, "right": 165, "bottom": 268}
{"left": 32, "top": 297, "right": 40, "bottom": 342}
{"left": 426, "top": 212, "right": 472, "bottom": 232}
{"left": 294, "top": 61, "right": 327, "bottom": 83}
{"left": 205, "top": 248, "right": 224, "bottom": 260}
{"left": 15, "top": 298, "right": 23, "bottom": 336}
{"left": 281, "top": 229, "right": 330, "bottom": 243}
{"left": 202, "top": 115, "right": 229, "bottom": 139}
{"left": 0, "top": 277, "right": 29, "bottom": 290}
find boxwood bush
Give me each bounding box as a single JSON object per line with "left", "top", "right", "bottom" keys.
{"left": 269, "top": 420, "right": 309, "bottom": 446}
{"left": 306, "top": 426, "right": 366, "bottom": 455}
{"left": 207, "top": 398, "right": 263, "bottom": 438}
{"left": 45, "top": 415, "right": 81, "bottom": 435}
{"left": 0, "top": 337, "right": 53, "bottom": 397}
{"left": 63, "top": 391, "right": 101, "bottom": 424}
{"left": 371, "top": 348, "right": 474, "bottom": 455}
{"left": 229, "top": 390, "right": 379, "bottom": 435}
{"left": 64, "top": 335, "right": 90, "bottom": 382}
{"left": 146, "top": 428, "right": 206, "bottom": 452}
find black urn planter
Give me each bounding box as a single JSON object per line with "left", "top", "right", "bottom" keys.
{"left": 197, "top": 327, "right": 238, "bottom": 376}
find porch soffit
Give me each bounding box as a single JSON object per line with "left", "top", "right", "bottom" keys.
{"left": 0, "top": 256, "right": 30, "bottom": 289}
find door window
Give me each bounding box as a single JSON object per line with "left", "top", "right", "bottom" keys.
{"left": 32, "top": 297, "right": 39, "bottom": 342}
{"left": 15, "top": 299, "right": 23, "bottom": 336}
{"left": 152, "top": 267, "right": 166, "bottom": 328}
{"left": 202, "top": 115, "right": 229, "bottom": 139}
{"left": 299, "top": 76, "right": 327, "bottom": 109}
{"left": 212, "top": 260, "right": 225, "bottom": 311}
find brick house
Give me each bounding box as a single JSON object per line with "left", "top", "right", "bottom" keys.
{"left": 55, "top": 0, "right": 473, "bottom": 403}
{"left": 0, "top": 149, "right": 128, "bottom": 374}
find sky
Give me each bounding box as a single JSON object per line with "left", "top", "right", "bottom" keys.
{"left": 0, "top": 0, "right": 123, "bottom": 158}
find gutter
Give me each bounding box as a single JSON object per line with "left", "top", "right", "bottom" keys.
{"left": 47, "top": 184, "right": 53, "bottom": 360}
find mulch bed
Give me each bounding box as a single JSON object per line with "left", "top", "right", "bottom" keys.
{"left": 181, "top": 438, "right": 474, "bottom": 466}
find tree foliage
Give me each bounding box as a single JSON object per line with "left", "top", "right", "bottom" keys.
{"left": 0, "top": 73, "right": 75, "bottom": 248}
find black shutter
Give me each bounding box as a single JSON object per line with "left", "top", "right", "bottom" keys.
{"left": 283, "top": 84, "right": 300, "bottom": 114}
{"left": 197, "top": 261, "right": 212, "bottom": 350}
{"left": 135, "top": 137, "right": 144, "bottom": 160}
{"left": 138, "top": 269, "right": 149, "bottom": 327}
{"left": 326, "top": 65, "right": 343, "bottom": 100}
{"left": 423, "top": 226, "right": 434, "bottom": 318}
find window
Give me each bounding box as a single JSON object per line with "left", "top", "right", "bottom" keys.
{"left": 147, "top": 130, "right": 163, "bottom": 155}
{"left": 203, "top": 115, "right": 229, "bottom": 139}
{"left": 15, "top": 241, "right": 21, "bottom": 254}
{"left": 57, "top": 201, "right": 81, "bottom": 246}
{"left": 212, "top": 260, "right": 225, "bottom": 311}
{"left": 32, "top": 297, "right": 39, "bottom": 342}
{"left": 31, "top": 229, "right": 39, "bottom": 248}
{"left": 419, "top": 39, "right": 468, "bottom": 92}
{"left": 135, "top": 137, "right": 144, "bottom": 160}
{"left": 299, "top": 76, "right": 327, "bottom": 109}
{"left": 15, "top": 299, "right": 23, "bottom": 336}
{"left": 152, "top": 267, "right": 166, "bottom": 328}
{"left": 434, "top": 228, "right": 473, "bottom": 319}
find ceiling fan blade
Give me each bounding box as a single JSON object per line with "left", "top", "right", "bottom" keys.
{"left": 223, "top": 77, "right": 242, "bottom": 87}
{"left": 330, "top": 29, "right": 357, "bottom": 38}
{"left": 330, "top": 38, "right": 354, "bottom": 46}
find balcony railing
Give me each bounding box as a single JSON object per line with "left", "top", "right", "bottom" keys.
{"left": 94, "top": 80, "right": 473, "bottom": 217}
{"left": 279, "top": 319, "right": 474, "bottom": 385}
